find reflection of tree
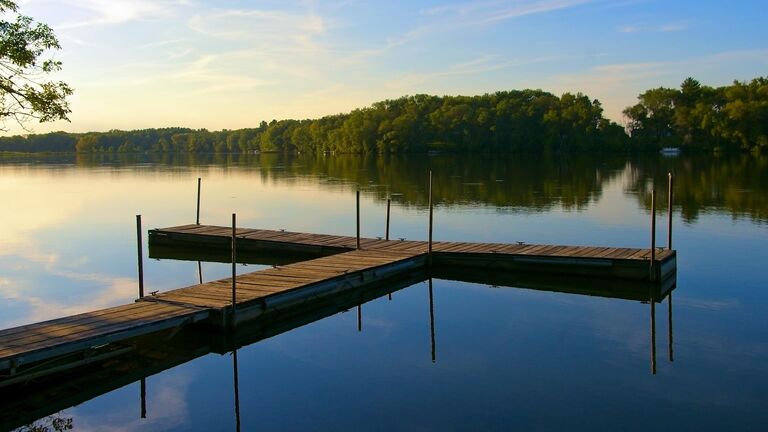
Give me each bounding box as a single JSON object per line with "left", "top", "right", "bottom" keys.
{"left": 281, "top": 153, "right": 625, "bottom": 211}
{"left": 19, "top": 414, "right": 73, "bottom": 432}
{"left": 7, "top": 152, "right": 767, "bottom": 222}
{"left": 68, "top": 152, "right": 622, "bottom": 211}
{"left": 627, "top": 153, "right": 768, "bottom": 223}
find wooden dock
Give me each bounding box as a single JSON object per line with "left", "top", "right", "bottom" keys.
{"left": 150, "top": 224, "right": 677, "bottom": 281}
{"left": 0, "top": 223, "right": 676, "bottom": 387}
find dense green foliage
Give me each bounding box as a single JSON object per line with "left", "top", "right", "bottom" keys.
{"left": 0, "top": 0, "right": 72, "bottom": 129}
{"left": 2, "top": 76, "right": 767, "bottom": 154}
{"left": 0, "top": 90, "right": 626, "bottom": 153}
{"left": 624, "top": 77, "right": 768, "bottom": 152}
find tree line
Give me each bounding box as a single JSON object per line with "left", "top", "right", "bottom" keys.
{"left": 1, "top": 77, "right": 766, "bottom": 154}
{"left": 624, "top": 77, "right": 768, "bottom": 152}
{"left": 0, "top": 90, "right": 626, "bottom": 153}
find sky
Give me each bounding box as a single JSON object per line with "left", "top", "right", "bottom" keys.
{"left": 6, "top": 0, "right": 768, "bottom": 135}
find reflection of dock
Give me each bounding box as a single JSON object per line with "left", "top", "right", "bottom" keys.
{"left": 0, "top": 272, "right": 427, "bottom": 431}
{"left": 0, "top": 224, "right": 676, "bottom": 392}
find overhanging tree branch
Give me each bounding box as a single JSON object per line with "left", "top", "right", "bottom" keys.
{"left": 0, "top": 0, "right": 72, "bottom": 131}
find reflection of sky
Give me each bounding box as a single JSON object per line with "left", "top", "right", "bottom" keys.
{"left": 47, "top": 278, "right": 768, "bottom": 430}
{"left": 3, "top": 158, "right": 768, "bottom": 430}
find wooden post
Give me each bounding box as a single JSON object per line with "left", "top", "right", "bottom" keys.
{"left": 667, "top": 172, "right": 673, "bottom": 250}
{"left": 385, "top": 198, "right": 391, "bottom": 241}
{"left": 650, "top": 189, "right": 656, "bottom": 280}
{"left": 197, "top": 261, "right": 203, "bottom": 285}
{"left": 429, "top": 277, "right": 436, "bottom": 363}
{"left": 196, "top": 177, "right": 201, "bottom": 225}
{"left": 231, "top": 213, "right": 237, "bottom": 328}
{"left": 140, "top": 378, "right": 147, "bottom": 419}
{"left": 428, "top": 170, "right": 433, "bottom": 266}
{"left": 356, "top": 190, "right": 361, "bottom": 250}
{"left": 136, "top": 215, "right": 144, "bottom": 299}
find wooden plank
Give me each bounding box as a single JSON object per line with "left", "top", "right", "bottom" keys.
{"left": 0, "top": 308, "right": 204, "bottom": 360}
{"left": 0, "top": 304, "right": 189, "bottom": 348}
{"left": 514, "top": 244, "right": 546, "bottom": 255}
{"left": 0, "top": 302, "right": 185, "bottom": 342}
{"left": 531, "top": 245, "right": 561, "bottom": 256}
{"left": 0, "top": 305, "right": 194, "bottom": 354}
{"left": 163, "top": 224, "right": 207, "bottom": 233}
{"left": 627, "top": 249, "right": 652, "bottom": 260}
{"left": 539, "top": 245, "right": 570, "bottom": 256}
{"left": 520, "top": 244, "right": 552, "bottom": 255}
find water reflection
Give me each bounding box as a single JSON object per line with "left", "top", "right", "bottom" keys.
{"left": 627, "top": 153, "right": 768, "bottom": 223}
{"left": 1, "top": 152, "right": 764, "bottom": 429}
{"left": 3, "top": 151, "right": 765, "bottom": 223}
{"left": 2, "top": 250, "right": 676, "bottom": 431}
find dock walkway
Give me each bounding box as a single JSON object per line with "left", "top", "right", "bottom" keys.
{"left": 0, "top": 223, "right": 675, "bottom": 385}
{"left": 151, "top": 224, "right": 676, "bottom": 280}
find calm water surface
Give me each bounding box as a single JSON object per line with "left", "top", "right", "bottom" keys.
{"left": 1, "top": 153, "right": 766, "bottom": 431}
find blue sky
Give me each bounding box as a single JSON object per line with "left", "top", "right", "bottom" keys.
{"left": 8, "top": 0, "right": 768, "bottom": 134}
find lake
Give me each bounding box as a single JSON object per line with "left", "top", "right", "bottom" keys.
{"left": 1, "top": 152, "right": 766, "bottom": 431}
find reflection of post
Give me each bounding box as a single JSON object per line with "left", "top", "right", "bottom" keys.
{"left": 357, "top": 304, "right": 362, "bottom": 332}
{"left": 136, "top": 215, "right": 144, "bottom": 299}
{"left": 429, "top": 278, "right": 436, "bottom": 363}
{"left": 140, "top": 378, "right": 146, "bottom": 419}
{"left": 232, "top": 350, "right": 241, "bottom": 432}
{"left": 650, "top": 292, "right": 657, "bottom": 375}
{"left": 196, "top": 177, "right": 201, "bottom": 225}
{"left": 197, "top": 261, "right": 203, "bottom": 285}
{"left": 668, "top": 292, "right": 674, "bottom": 362}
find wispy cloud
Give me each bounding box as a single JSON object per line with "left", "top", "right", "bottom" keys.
{"left": 54, "top": 0, "right": 183, "bottom": 29}
{"left": 187, "top": 8, "right": 327, "bottom": 43}
{"left": 138, "top": 38, "right": 187, "bottom": 49}
{"left": 385, "top": 52, "right": 602, "bottom": 91}
{"left": 619, "top": 20, "right": 693, "bottom": 33}
{"left": 342, "top": 0, "right": 593, "bottom": 67}
{"left": 421, "top": 0, "right": 593, "bottom": 25}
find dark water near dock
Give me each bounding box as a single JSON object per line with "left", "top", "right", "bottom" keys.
{"left": 1, "top": 152, "right": 766, "bottom": 431}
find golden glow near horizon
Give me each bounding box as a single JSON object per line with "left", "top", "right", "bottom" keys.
{"left": 4, "top": 0, "right": 767, "bottom": 135}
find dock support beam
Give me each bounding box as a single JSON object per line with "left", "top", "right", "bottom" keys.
{"left": 356, "top": 190, "right": 361, "bottom": 250}
{"left": 667, "top": 172, "right": 673, "bottom": 250}
{"left": 196, "top": 177, "right": 201, "bottom": 225}
{"left": 136, "top": 215, "right": 144, "bottom": 299}
{"left": 428, "top": 170, "right": 434, "bottom": 267}
{"left": 231, "top": 213, "right": 237, "bottom": 328}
